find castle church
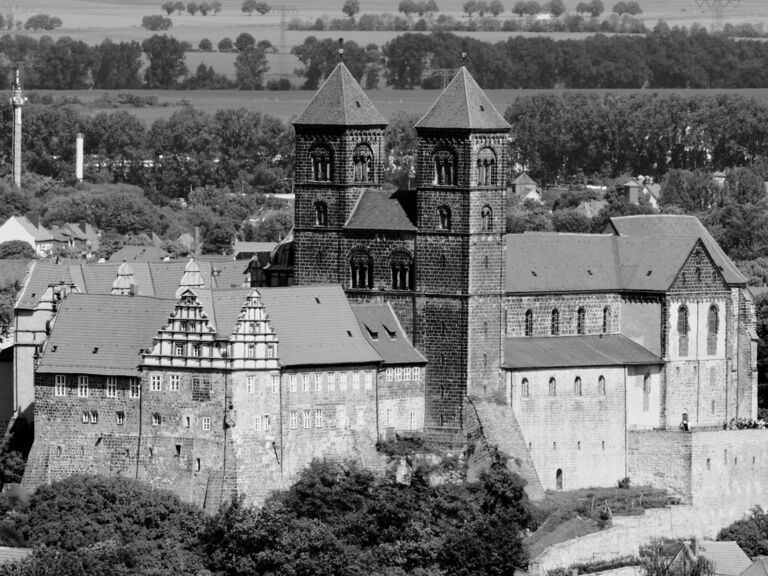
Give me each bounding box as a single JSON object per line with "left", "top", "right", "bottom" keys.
{"left": 17, "top": 63, "right": 768, "bottom": 511}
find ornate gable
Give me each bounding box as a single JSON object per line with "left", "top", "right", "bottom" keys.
{"left": 229, "top": 289, "right": 280, "bottom": 371}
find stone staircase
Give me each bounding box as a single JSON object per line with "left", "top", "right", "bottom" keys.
{"left": 466, "top": 398, "right": 545, "bottom": 500}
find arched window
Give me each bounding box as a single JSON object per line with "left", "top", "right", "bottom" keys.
{"left": 521, "top": 378, "right": 529, "bottom": 397}
{"left": 481, "top": 205, "right": 493, "bottom": 231}
{"left": 353, "top": 143, "right": 374, "bottom": 182}
{"left": 642, "top": 373, "right": 651, "bottom": 412}
{"left": 314, "top": 201, "right": 328, "bottom": 226}
{"left": 390, "top": 250, "right": 414, "bottom": 290}
{"left": 574, "top": 376, "right": 582, "bottom": 396}
{"left": 477, "top": 147, "right": 497, "bottom": 185}
{"left": 678, "top": 305, "right": 689, "bottom": 357}
{"left": 549, "top": 377, "right": 557, "bottom": 396}
{"left": 433, "top": 148, "right": 457, "bottom": 186}
{"left": 556, "top": 468, "right": 563, "bottom": 490}
{"left": 349, "top": 249, "right": 373, "bottom": 289}
{"left": 695, "top": 266, "right": 702, "bottom": 283}
{"left": 602, "top": 306, "right": 611, "bottom": 333}
{"left": 577, "top": 307, "right": 586, "bottom": 335}
{"left": 438, "top": 205, "right": 452, "bottom": 230}
{"left": 524, "top": 309, "right": 533, "bottom": 337}
{"left": 310, "top": 144, "right": 332, "bottom": 181}
{"left": 551, "top": 308, "right": 560, "bottom": 336}
{"left": 707, "top": 304, "right": 719, "bottom": 355}
{"left": 598, "top": 375, "right": 606, "bottom": 395}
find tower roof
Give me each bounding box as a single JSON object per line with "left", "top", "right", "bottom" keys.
{"left": 415, "top": 67, "right": 510, "bottom": 131}
{"left": 293, "top": 62, "right": 387, "bottom": 127}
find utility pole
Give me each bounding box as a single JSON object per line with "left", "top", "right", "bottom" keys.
{"left": 270, "top": 5, "right": 297, "bottom": 54}
{"left": 694, "top": 0, "right": 740, "bottom": 33}
{"left": 10, "top": 67, "right": 25, "bottom": 188}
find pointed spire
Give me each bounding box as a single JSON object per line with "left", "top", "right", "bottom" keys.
{"left": 176, "top": 258, "right": 205, "bottom": 298}
{"left": 293, "top": 62, "right": 387, "bottom": 127}
{"left": 111, "top": 259, "right": 136, "bottom": 295}
{"left": 415, "top": 67, "right": 510, "bottom": 131}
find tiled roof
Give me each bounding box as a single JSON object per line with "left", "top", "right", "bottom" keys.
{"left": 209, "top": 260, "right": 249, "bottom": 290}
{"left": 37, "top": 294, "right": 175, "bottom": 376}
{"left": 352, "top": 302, "right": 427, "bottom": 365}
{"left": 741, "top": 557, "right": 768, "bottom": 576}
{"left": 345, "top": 188, "right": 417, "bottom": 231}
{"left": 293, "top": 62, "right": 387, "bottom": 127}
{"left": 504, "top": 233, "right": 702, "bottom": 293}
{"left": 502, "top": 335, "right": 661, "bottom": 369}
{"left": 233, "top": 241, "right": 277, "bottom": 255}
{"left": 0, "top": 546, "right": 33, "bottom": 565}
{"left": 415, "top": 67, "right": 510, "bottom": 131}
{"left": 12, "top": 216, "right": 53, "bottom": 242}
{"left": 607, "top": 215, "right": 746, "bottom": 285}
{"left": 108, "top": 245, "right": 168, "bottom": 263}
{"left": 513, "top": 172, "right": 538, "bottom": 186}
{"left": 697, "top": 541, "right": 752, "bottom": 576}
{"left": 15, "top": 261, "right": 73, "bottom": 309}
{"left": 258, "top": 285, "right": 380, "bottom": 367}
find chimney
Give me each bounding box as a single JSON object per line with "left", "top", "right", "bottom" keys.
{"left": 75, "top": 133, "right": 84, "bottom": 182}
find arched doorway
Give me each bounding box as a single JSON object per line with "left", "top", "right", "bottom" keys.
{"left": 556, "top": 468, "right": 563, "bottom": 490}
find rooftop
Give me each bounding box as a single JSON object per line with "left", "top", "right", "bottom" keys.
{"left": 502, "top": 335, "right": 661, "bottom": 369}
{"left": 345, "top": 188, "right": 417, "bottom": 232}
{"left": 352, "top": 302, "right": 426, "bottom": 365}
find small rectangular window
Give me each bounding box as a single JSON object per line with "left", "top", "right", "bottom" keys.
{"left": 290, "top": 410, "right": 298, "bottom": 429}
{"left": 386, "top": 368, "right": 393, "bottom": 382}
{"left": 106, "top": 376, "right": 117, "bottom": 398}
{"left": 365, "top": 371, "right": 373, "bottom": 391}
{"left": 329, "top": 372, "right": 337, "bottom": 391}
{"left": 185, "top": 416, "right": 191, "bottom": 428}
{"left": 116, "top": 411, "right": 125, "bottom": 425}
{"left": 78, "top": 375, "right": 89, "bottom": 398}
{"left": 202, "top": 416, "right": 211, "bottom": 431}
{"left": 395, "top": 367, "right": 403, "bottom": 380}
{"left": 90, "top": 410, "right": 98, "bottom": 424}
{"left": 247, "top": 344, "right": 255, "bottom": 358}
{"left": 254, "top": 415, "right": 261, "bottom": 431}
{"left": 267, "top": 344, "right": 276, "bottom": 358}
{"left": 175, "top": 342, "right": 184, "bottom": 356}
{"left": 55, "top": 374, "right": 67, "bottom": 397}
{"left": 191, "top": 344, "right": 201, "bottom": 357}
{"left": 302, "top": 410, "right": 311, "bottom": 429}
{"left": 385, "top": 407, "right": 392, "bottom": 425}
{"left": 263, "top": 414, "right": 271, "bottom": 431}
{"left": 302, "top": 374, "right": 309, "bottom": 392}
{"left": 152, "top": 413, "right": 161, "bottom": 426}
{"left": 313, "top": 373, "right": 321, "bottom": 392}
{"left": 272, "top": 375, "right": 280, "bottom": 394}
{"left": 403, "top": 367, "right": 411, "bottom": 381}
{"left": 246, "top": 376, "right": 256, "bottom": 394}
{"left": 169, "top": 374, "right": 180, "bottom": 392}
{"left": 150, "top": 374, "right": 162, "bottom": 392}
{"left": 289, "top": 374, "right": 297, "bottom": 392}
{"left": 81, "top": 411, "right": 89, "bottom": 424}
{"left": 315, "top": 409, "right": 324, "bottom": 428}
{"left": 130, "top": 378, "right": 140, "bottom": 399}
{"left": 352, "top": 372, "right": 360, "bottom": 391}
{"left": 412, "top": 367, "right": 420, "bottom": 380}
{"left": 356, "top": 407, "right": 365, "bottom": 426}
{"left": 340, "top": 372, "right": 348, "bottom": 391}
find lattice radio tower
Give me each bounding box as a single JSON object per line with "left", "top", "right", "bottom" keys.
{"left": 694, "top": 0, "right": 740, "bottom": 33}
{"left": 271, "top": 5, "right": 297, "bottom": 54}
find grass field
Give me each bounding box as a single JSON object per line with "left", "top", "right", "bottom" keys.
{"left": 32, "top": 87, "right": 768, "bottom": 124}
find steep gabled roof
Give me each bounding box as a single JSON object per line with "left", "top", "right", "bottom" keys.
{"left": 345, "top": 188, "right": 416, "bottom": 232}
{"left": 293, "top": 62, "right": 387, "bottom": 127}
{"left": 502, "top": 335, "right": 661, "bottom": 369}
{"left": 352, "top": 302, "right": 426, "bottom": 365}
{"left": 415, "top": 67, "right": 510, "bottom": 131}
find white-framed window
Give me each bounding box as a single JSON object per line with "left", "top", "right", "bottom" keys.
{"left": 169, "top": 374, "right": 180, "bottom": 392}
{"left": 386, "top": 368, "right": 393, "bottom": 381}
{"left": 247, "top": 344, "right": 255, "bottom": 358}
{"left": 302, "top": 374, "right": 309, "bottom": 392}
{"left": 404, "top": 367, "right": 411, "bottom": 381}
{"left": 130, "top": 378, "right": 140, "bottom": 399}
{"left": 315, "top": 409, "right": 324, "bottom": 428}
{"left": 395, "top": 367, "right": 403, "bottom": 380}
{"left": 272, "top": 374, "right": 280, "bottom": 394}
{"left": 355, "top": 407, "right": 365, "bottom": 426}
{"left": 330, "top": 372, "right": 337, "bottom": 391}
{"left": 90, "top": 410, "right": 98, "bottom": 424}
{"left": 55, "top": 375, "right": 67, "bottom": 397}
{"left": 412, "top": 366, "right": 420, "bottom": 380}
{"left": 152, "top": 413, "right": 161, "bottom": 426}
{"left": 81, "top": 411, "right": 89, "bottom": 424}
{"left": 352, "top": 372, "right": 360, "bottom": 391}
{"left": 106, "top": 377, "right": 117, "bottom": 398}
{"left": 254, "top": 415, "right": 261, "bottom": 431}
{"left": 247, "top": 376, "right": 256, "bottom": 394}
{"left": 151, "top": 374, "right": 162, "bottom": 392}
{"left": 314, "top": 373, "right": 321, "bottom": 392}
{"left": 385, "top": 408, "right": 393, "bottom": 425}
{"left": 174, "top": 342, "right": 184, "bottom": 356}
{"left": 365, "top": 371, "right": 373, "bottom": 391}
{"left": 340, "top": 372, "right": 348, "bottom": 391}
{"left": 290, "top": 410, "right": 298, "bottom": 429}
{"left": 267, "top": 344, "right": 276, "bottom": 358}
{"left": 116, "top": 411, "right": 125, "bottom": 425}
{"left": 302, "top": 410, "right": 311, "bottom": 429}
{"left": 263, "top": 414, "right": 271, "bottom": 431}
{"left": 202, "top": 416, "right": 211, "bottom": 431}
{"left": 409, "top": 412, "right": 415, "bottom": 429}
{"left": 77, "top": 375, "right": 89, "bottom": 398}
{"left": 289, "top": 374, "right": 297, "bottom": 393}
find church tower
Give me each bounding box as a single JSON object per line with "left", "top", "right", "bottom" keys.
{"left": 413, "top": 67, "right": 510, "bottom": 440}
{"left": 293, "top": 61, "right": 388, "bottom": 286}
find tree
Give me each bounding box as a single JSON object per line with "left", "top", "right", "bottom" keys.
{"left": 588, "top": 0, "right": 604, "bottom": 17}
{"left": 545, "top": 0, "right": 566, "bottom": 16}
{"left": 576, "top": 1, "right": 590, "bottom": 13}
{"left": 162, "top": 1, "right": 176, "bottom": 15}
{"left": 199, "top": 37, "right": 213, "bottom": 51}
{"left": 242, "top": 0, "right": 259, "bottom": 14}
{"left": 512, "top": 1, "right": 527, "bottom": 15}
{"left": 476, "top": 1, "right": 490, "bottom": 16}
{"left": 612, "top": 1, "right": 628, "bottom": 14}
{"left": 212, "top": 0, "right": 222, "bottom": 13}
{"left": 23, "top": 13, "right": 63, "bottom": 30}
{"left": 235, "top": 46, "right": 269, "bottom": 89}
{"left": 174, "top": 1, "right": 185, "bottom": 14}
{"left": 142, "top": 14, "right": 173, "bottom": 30}
{"left": 235, "top": 31, "right": 256, "bottom": 51}
{"left": 93, "top": 39, "right": 143, "bottom": 89}
{"left": 199, "top": 1, "right": 212, "bottom": 14}
{"left": 255, "top": 1, "right": 271, "bottom": 14}
{"left": 187, "top": 1, "right": 199, "bottom": 15}
{"left": 218, "top": 37, "right": 234, "bottom": 52}
{"left": 398, "top": 0, "right": 419, "bottom": 15}
{"left": 489, "top": 0, "right": 505, "bottom": 16}
{"left": 463, "top": 0, "right": 478, "bottom": 16}
{"left": 0, "top": 240, "right": 35, "bottom": 259}
{"left": 142, "top": 34, "right": 189, "bottom": 88}
{"left": 626, "top": 0, "right": 642, "bottom": 14}
{"left": 342, "top": 0, "right": 360, "bottom": 18}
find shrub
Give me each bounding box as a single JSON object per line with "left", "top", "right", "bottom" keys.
{"left": 142, "top": 14, "right": 173, "bottom": 30}
{"left": 617, "top": 476, "right": 631, "bottom": 489}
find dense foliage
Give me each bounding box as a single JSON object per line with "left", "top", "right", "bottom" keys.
{"left": 718, "top": 506, "right": 768, "bottom": 558}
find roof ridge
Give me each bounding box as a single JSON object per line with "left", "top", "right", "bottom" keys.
{"left": 461, "top": 67, "right": 472, "bottom": 129}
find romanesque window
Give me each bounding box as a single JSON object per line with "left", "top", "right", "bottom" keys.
{"left": 678, "top": 305, "right": 690, "bottom": 357}
{"left": 525, "top": 309, "right": 533, "bottom": 336}
{"left": 521, "top": 378, "right": 530, "bottom": 397}
{"left": 353, "top": 143, "right": 374, "bottom": 182}
{"left": 707, "top": 304, "right": 719, "bottom": 355}
{"left": 549, "top": 377, "right": 557, "bottom": 396}
{"left": 477, "top": 147, "right": 496, "bottom": 186}
{"left": 642, "top": 374, "right": 651, "bottom": 412}
{"left": 556, "top": 468, "right": 563, "bottom": 490}
{"left": 349, "top": 248, "right": 374, "bottom": 289}
{"left": 598, "top": 375, "right": 606, "bottom": 395}
{"left": 577, "top": 307, "right": 586, "bottom": 335}
{"left": 695, "top": 266, "right": 702, "bottom": 283}
{"left": 55, "top": 374, "right": 66, "bottom": 397}
{"left": 310, "top": 145, "right": 332, "bottom": 181}
{"left": 481, "top": 205, "right": 493, "bottom": 231}
{"left": 602, "top": 306, "right": 611, "bottom": 333}
{"left": 315, "top": 201, "right": 328, "bottom": 226}
{"left": 438, "top": 205, "right": 452, "bottom": 230}
{"left": 433, "top": 148, "right": 457, "bottom": 185}
{"left": 551, "top": 309, "right": 560, "bottom": 336}
{"left": 574, "top": 376, "right": 582, "bottom": 396}
{"left": 390, "top": 250, "right": 414, "bottom": 290}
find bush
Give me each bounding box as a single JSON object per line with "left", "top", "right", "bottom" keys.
{"left": 218, "top": 37, "right": 234, "bottom": 52}
{"left": 199, "top": 37, "right": 213, "bottom": 51}
{"left": 23, "top": 13, "right": 63, "bottom": 30}
{"left": 266, "top": 78, "right": 291, "bottom": 90}
{"left": 142, "top": 14, "right": 173, "bottom": 30}
{"left": 617, "top": 476, "right": 631, "bottom": 489}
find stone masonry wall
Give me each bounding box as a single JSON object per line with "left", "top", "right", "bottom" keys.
{"left": 504, "top": 294, "right": 622, "bottom": 338}
{"left": 627, "top": 430, "right": 693, "bottom": 499}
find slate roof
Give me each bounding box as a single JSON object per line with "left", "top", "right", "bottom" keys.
{"left": 352, "top": 302, "right": 427, "bottom": 365}
{"left": 607, "top": 215, "right": 746, "bottom": 285}
{"left": 696, "top": 542, "right": 752, "bottom": 576}
{"left": 0, "top": 546, "right": 33, "bottom": 566}
{"left": 513, "top": 172, "right": 538, "bottom": 186}
{"left": 293, "top": 62, "right": 387, "bottom": 127}
{"left": 345, "top": 188, "right": 417, "bottom": 231}
{"left": 502, "top": 335, "right": 661, "bottom": 369}
{"left": 37, "top": 294, "right": 175, "bottom": 376}
{"left": 109, "top": 245, "right": 168, "bottom": 263}
{"left": 15, "top": 261, "right": 73, "bottom": 309}
{"left": 258, "top": 285, "right": 380, "bottom": 367}
{"left": 504, "top": 233, "right": 702, "bottom": 293}
{"left": 415, "top": 67, "right": 510, "bottom": 131}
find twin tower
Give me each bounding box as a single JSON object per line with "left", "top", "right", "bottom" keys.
{"left": 292, "top": 63, "right": 511, "bottom": 441}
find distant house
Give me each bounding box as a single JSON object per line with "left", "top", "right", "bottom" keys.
{"left": 0, "top": 215, "right": 53, "bottom": 257}
{"left": 575, "top": 199, "right": 608, "bottom": 218}
{"left": 713, "top": 171, "right": 726, "bottom": 188}
{"left": 671, "top": 541, "right": 752, "bottom": 576}
{"left": 513, "top": 172, "right": 541, "bottom": 203}
{"left": 623, "top": 178, "right": 660, "bottom": 209}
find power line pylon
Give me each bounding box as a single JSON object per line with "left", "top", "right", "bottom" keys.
{"left": 694, "top": 0, "right": 740, "bottom": 33}
{"left": 271, "top": 5, "right": 297, "bottom": 54}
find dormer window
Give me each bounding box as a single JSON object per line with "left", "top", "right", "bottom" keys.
{"left": 353, "top": 144, "right": 374, "bottom": 182}
{"left": 477, "top": 147, "right": 496, "bottom": 185}
{"left": 310, "top": 145, "right": 332, "bottom": 181}
{"left": 438, "top": 205, "right": 452, "bottom": 230}
{"left": 315, "top": 201, "right": 328, "bottom": 226}
{"left": 433, "top": 149, "right": 457, "bottom": 186}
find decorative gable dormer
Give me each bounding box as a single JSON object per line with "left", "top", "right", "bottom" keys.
{"left": 176, "top": 258, "right": 205, "bottom": 298}
{"left": 111, "top": 260, "right": 136, "bottom": 295}
{"left": 229, "top": 290, "right": 280, "bottom": 371}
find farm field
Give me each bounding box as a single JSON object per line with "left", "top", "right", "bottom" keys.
{"left": 32, "top": 87, "right": 768, "bottom": 124}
